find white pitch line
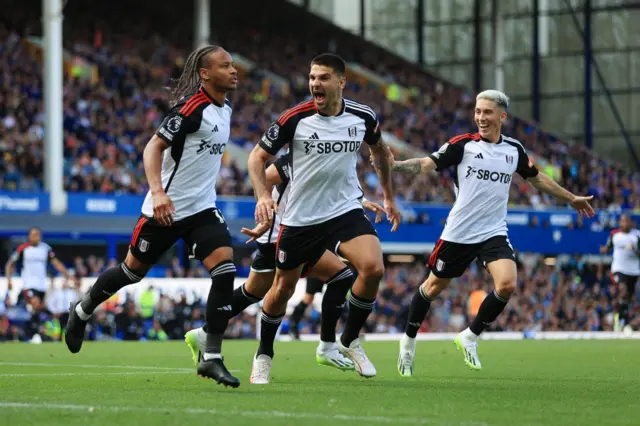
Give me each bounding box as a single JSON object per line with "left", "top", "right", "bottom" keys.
{"left": 0, "top": 361, "right": 192, "bottom": 371}
{"left": 0, "top": 362, "right": 240, "bottom": 373}
{"left": 0, "top": 371, "right": 190, "bottom": 377}
{"left": 0, "top": 401, "right": 488, "bottom": 426}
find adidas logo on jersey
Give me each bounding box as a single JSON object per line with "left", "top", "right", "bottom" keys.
{"left": 309, "top": 133, "right": 319, "bottom": 140}
{"left": 213, "top": 125, "right": 219, "bottom": 132}
{"left": 475, "top": 153, "right": 484, "bottom": 159}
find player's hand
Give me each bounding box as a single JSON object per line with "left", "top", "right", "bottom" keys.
{"left": 255, "top": 196, "right": 275, "bottom": 224}
{"left": 241, "top": 222, "right": 272, "bottom": 244}
{"left": 384, "top": 198, "right": 401, "bottom": 232}
{"left": 362, "top": 200, "right": 384, "bottom": 224}
{"left": 7, "top": 280, "right": 12, "bottom": 291}
{"left": 600, "top": 245, "right": 608, "bottom": 254}
{"left": 152, "top": 191, "right": 175, "bottom": 226}
{"left": 569, "top": 195, "right": 595, "bottom": 219}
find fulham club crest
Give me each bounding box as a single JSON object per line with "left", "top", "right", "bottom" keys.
{"left": 139, "top": 238, "right": 150, "bottom": 253}
{"left": 436, "top": 259, "right": 445, "bottom": 272}
{"left": 505, "top": 155, "right": 514, "bottom": 164}
{"left": 348, "top": 126, "right": 357, "bottom": 138}
{"left": 278, "top": 249, "right": 287, "bottom": 263}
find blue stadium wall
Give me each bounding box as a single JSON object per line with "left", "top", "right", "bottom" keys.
{"left": 0, "top": 191, "right": 637, "bottom": 257}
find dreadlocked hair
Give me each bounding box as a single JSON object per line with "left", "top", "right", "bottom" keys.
{"left": 169, "top": 45, "right": 221, "bottom": 107}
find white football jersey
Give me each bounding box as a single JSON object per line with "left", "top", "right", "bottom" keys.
{"left": 257, "top": 155, "right": 291, "bottom": 245}
{"left": 259, "top": 99, "right": 381, "bottom": 227}
{"left": 607, "top": 229, "right": 640, "bottom": 276}
{"left": 142, "top": 88, "right": 232, "bottom": 222}
{"left": 429, "top": 133, "right": 539, "bottom": 244}
{"left": 10, "top": 242, "right": 55, "bottom": 292}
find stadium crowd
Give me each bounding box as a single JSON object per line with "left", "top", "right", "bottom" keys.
{"left": 1, "top": 8, "right": 639, "bottom": 211}
{"left": 1, "top": 1, "right": 639, "bottom": 343}
{"left": 1, "top": 252, "right": 636, "bottom": 342}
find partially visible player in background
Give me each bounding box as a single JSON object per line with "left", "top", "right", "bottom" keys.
{"left": 601, "top": 214, "right": 640, "bottom": 332}
{"left": 288, "top": 277, "right": 325, "bottom": 340}
{"left": 4, "top": 227, "right": 70, "bottom": 306}
{"left": 64, "top": 45, "right": 242, "bottom": 388}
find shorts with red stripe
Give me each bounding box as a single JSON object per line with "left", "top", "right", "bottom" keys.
{"left": 428, "top": 235, "right": 515, "bottom": 278}
{"left": 251, "top": 242, "right": 312, "bottom": 277}
{"left": 129, "top": 208, "right": 232, "bottom": 265}
{"left": 276, "top": 208, "right": 377, "bottom": 271}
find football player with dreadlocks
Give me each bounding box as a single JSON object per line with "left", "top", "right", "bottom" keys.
{"left": 64, "top": 45, "right": 241, "bottom": 388}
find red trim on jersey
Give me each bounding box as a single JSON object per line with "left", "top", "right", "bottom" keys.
{"left": 179, "top": 93, "right": 207, "bottom": 116}
{"left": 277, "top": 101, "right": 315, "bottom": 125}
{"left": 448, "top": 133, "right": 482, "bottom": 145}
{"left": 428, "top": 239, "right": 444, "bottom": 268}
{"left": 16, "top": 242, "right": 29, "bottom": 253}
{"left": 131, "top": 217, "right": 148, "bottom": 246}
{"left": 178, "top": 93, "right": 203, "bottom": 115}
{"left": 449, "top": 133, "right": 472, "bottom": 144}
{"left": 611, "top": 228, "right": 621, "bottom": 236}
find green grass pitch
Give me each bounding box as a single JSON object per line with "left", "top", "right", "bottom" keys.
{"left": 1, "top": 339, "right": 639, "bottom": 425}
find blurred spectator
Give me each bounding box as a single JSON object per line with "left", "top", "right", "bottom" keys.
{"left": 0, "top": 15, "right": 637, "bottom": 208}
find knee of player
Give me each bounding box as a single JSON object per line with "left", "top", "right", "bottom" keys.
{"left": 359, "top": 261, "right": 384, "bottom": 281}
{"left": 494, "top": 279, "right": 517, "bottom": 296}
{"left": 273, "top": 279, "right": 296, "bottom": 299}
{"left": 422, "top": 276, "right": 449, "bottom": 298}
{"left": 123, "top": 255, "right": 150, "bottom": 279}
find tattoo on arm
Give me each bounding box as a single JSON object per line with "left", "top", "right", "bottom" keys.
{"left": 392, "top": 159, "right": 423, "bottom": 175}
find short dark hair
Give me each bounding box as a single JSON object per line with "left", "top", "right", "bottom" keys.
{"left": 311, "top": 53, "right": 346, "bottom": 75}
{"left": 29, "top": 227, "right": 41, "bottom": 233}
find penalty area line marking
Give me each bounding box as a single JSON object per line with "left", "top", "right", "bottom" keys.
{"left": 0, "top": 401, "right": 488, "bottom": 426}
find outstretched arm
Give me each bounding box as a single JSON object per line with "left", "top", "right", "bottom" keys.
{"left": 391, "top": 156, "right": 438, "bottom": 175}
{"left": 528, "top": 173, "right": 595, "bottom": 218}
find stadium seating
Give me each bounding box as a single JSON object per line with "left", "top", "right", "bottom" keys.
{"left": 0, "top": 0, "right": 638, "bottom": 341}
{"left": 1, "top": 1, "right": 638, "bottom": 209}
{"left": 0, "top": 251, "right": 635, "bottom": 342}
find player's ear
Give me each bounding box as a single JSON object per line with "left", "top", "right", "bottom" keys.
{"left": 199, "top": 67, "right": 210, "bottom": 81}
{"left": 339, "top": 75, "right": 346, "bottom": 90}
{"left": 500, "top": 110, "right": 507, "bottom": 122}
